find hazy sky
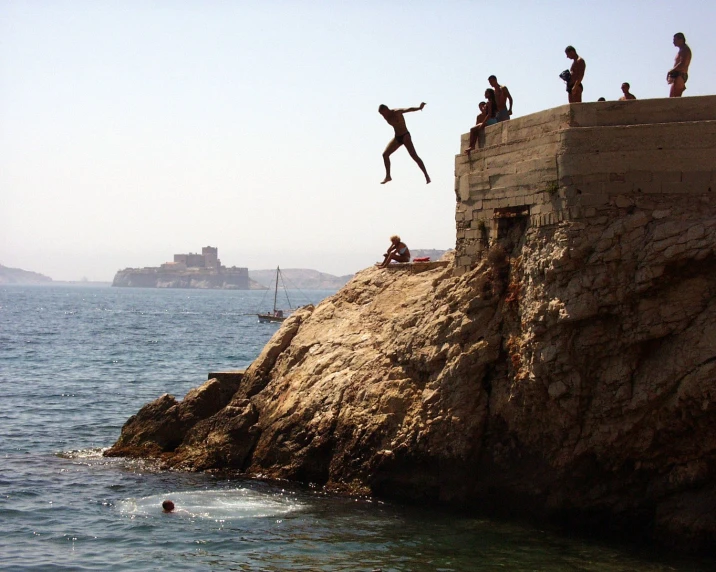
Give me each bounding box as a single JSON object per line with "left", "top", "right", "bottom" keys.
{"left": 2, "top": 1, "right": 714, "bottom": 280}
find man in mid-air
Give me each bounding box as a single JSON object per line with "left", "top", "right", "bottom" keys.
{"left": 378, "top": 102, "right": 431, "bottom": 185}
{"left": 667, "top": 32, "right": 692, "bottom": 98}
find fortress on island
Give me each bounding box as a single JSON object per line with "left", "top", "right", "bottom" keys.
{"left": 112, "top": 246, "right": 254, "bottom": 289}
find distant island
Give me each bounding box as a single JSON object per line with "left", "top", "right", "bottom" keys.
{"left": 113, "top": 247, "right": 450, "bottom": 291}
{"left": 0, "top": 264, "right": 52, "bottom": 285}
{"left": 249, "top": 269, "right": 353, "bottom": 290}
{"left": 113, "top": 246, "right": 262, "bottom": 290}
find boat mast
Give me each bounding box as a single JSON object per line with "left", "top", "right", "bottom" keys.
{"left": 273, "top": 266, "right": 279, "bottom": 314}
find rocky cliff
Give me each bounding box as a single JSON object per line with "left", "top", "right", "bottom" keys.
{"left": 106, "top": 98, "right": 716, "bottom": 552}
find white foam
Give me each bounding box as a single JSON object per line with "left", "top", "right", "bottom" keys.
{"left": 118, "top": 488, "right": 304, "bottom": 520}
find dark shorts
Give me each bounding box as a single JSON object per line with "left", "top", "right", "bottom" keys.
{"left": 396, "top": 132, "right": 410, "bottom": 145}
{"left": 496, "top": 109, "right": 510, "bottom": 122}
{"left": 669, "top": 71, "right": 688, "bottom": 83}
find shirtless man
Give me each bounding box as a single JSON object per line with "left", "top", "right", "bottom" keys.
{"left": 619, "top": 82, "right": 637, "bottom": 100}
{"left": 465, "top": 101, "right": 487, "bottom": 154}
{"left": 667, "top": 32, "right": 692, "bottom": 98}
{"left": 378, "top": 103, "right": 431, "bottom": 185}
{"left": 565, "top": 46, "right": 585, "bottom": 103}
{"left": 488, "top": 75, "right": 513, "bottom": 122}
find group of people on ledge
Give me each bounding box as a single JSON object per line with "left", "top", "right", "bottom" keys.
{"left": 377, "top": 32, "right": 692, "bottom": 184}
{"left": 463, "top": 32, "right": 692, "bottom": 154}
{"left": 562, "top": 33, "right": 691, "bottom": 103}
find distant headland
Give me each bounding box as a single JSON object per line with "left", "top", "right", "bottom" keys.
{"left": 112, "top": 246, "right": 262, "bottom": 290}
{"left": 0, "top": 264, "right": 52, "bottom": 285}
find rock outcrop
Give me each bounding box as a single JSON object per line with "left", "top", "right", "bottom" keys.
{"left": 106, "top": 98, "right": 716, "bottom": 552}
{"left": 107, "top": 219, "right": 716, "bottom": 551}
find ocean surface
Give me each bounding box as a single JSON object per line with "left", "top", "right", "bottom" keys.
{"left": 1, "top": 284, "right": 714, "bottom": 571}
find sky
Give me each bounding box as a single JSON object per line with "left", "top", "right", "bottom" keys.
{"left": 1, "top": 0, "right": 714, "bottom": 281}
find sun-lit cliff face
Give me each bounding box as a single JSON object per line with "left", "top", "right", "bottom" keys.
{"left": 107, "top": 96, "right": 716, "bottom": 552}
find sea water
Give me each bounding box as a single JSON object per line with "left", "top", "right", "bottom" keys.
{"left": 1, "top": 284, "right": 714, "bottom": 571}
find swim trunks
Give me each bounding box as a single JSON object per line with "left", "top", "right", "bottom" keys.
{"left": 668, "top": 71, "right": 688, "bottom": 82}
{"left": 496, "top": 109, "right": 510, "bottom": 122}
{"left": 485, "top": 118, "right": 498, "bottom": 127}
{"left": 396, "top": 132, "right": 410, "bottom": 144}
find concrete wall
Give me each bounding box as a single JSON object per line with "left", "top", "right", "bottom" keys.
{"left": 454, "top": 95, "right": 716, "bottom": 274}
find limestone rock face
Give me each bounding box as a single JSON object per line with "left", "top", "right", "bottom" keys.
{"left": 107, "top": 205, "right": 716, "bottom": 550}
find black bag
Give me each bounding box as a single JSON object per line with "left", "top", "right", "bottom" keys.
{"left": 559, "top": 70, "right": 571, "bottom": 92}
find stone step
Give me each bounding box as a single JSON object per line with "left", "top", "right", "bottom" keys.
{"left": 559, "top": 120, "right": 716, "bottom": 153}
{"left": 571, "top": 95, "right": 716, "bottom": 128}
{"left": 558, "top": 147, "right": 716, "bottom": 177}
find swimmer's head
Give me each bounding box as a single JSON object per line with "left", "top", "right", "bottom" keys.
{"left": 162, "top": 499, "right": 175, "bottom": 512}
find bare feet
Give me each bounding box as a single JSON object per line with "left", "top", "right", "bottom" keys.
{"left": 465, "top": 147, "right": 474, "bottom": 155}
{"left": 426, "top": 176, "right": 431, "bottom": 184}
{"left": 381, "top": 176, "right": 392, "bottom": 184}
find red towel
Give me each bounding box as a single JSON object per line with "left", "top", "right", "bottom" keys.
{"left": 413, "top": 257, "right": 431, "bottom": 262}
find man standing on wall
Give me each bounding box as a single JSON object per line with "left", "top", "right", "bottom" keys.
{"left": 667, "top": 32, "right": 692, "bottom": 98}
{"left": 488, "top": 75, "right": 513, "bottom": 122}
{"left": 378, "top": 103, "right": 431, "bottom": 185}
{"left": 619, "top": 83, "right": 637, "bottom": 100}
{"left": 565, "top": 46, "right": 585, "bottom": 103}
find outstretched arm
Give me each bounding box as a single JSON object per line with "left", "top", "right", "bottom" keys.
{"left": 397, "top": 102, "right": 426, "bottom": 113}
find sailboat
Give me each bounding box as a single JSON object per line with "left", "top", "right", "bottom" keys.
{"left": 257, "top": 267, "right": 292, "bottom": 323}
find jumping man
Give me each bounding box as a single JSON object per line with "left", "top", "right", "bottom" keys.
{"left": 378, "top": 103, "right": 431, "bottom": 185}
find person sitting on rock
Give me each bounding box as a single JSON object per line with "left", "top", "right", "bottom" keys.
{"left": 380, "top": 235, "right": 410, "bottom": 268}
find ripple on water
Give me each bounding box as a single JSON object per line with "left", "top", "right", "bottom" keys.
{"left": 118, "top": 488, "right": 305, "bottom": 521}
